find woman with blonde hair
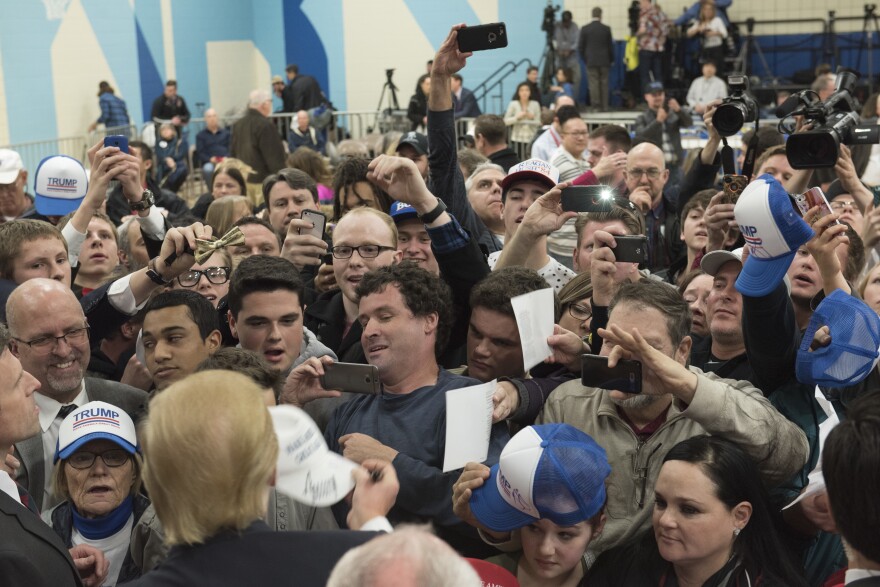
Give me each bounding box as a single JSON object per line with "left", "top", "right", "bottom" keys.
{"left": 204, "top": 195, "right": 252, "bottom": 237}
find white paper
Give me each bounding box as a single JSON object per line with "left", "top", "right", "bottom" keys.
{"left": 511, "top": 288, "right": 555, "bottom": 372}
{"left": 443, "top": 380, "right": 495, "bottom": 473}
{"left": 783, "top": 386, "right": 839, "bottom": 510}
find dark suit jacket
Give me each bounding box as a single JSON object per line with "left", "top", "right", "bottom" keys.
{"left": 0, "top": 491, "right": 82, "bottom": 586}
{"left": 13, "top": 379, "right": 148, "bottom": 512}
{"left": 122, "top": 521, "right": 375, "bottom": 587}
{"left": 229, "top": 109, "right": 287, "bottom": 183}
{"left": 848, "top": 578, "right": 880, "bottom": 586}
{"left": 454, "top": 88, "right": 481, "bottom": 118}
{"left": 578, "top": 20, "right": 615, "bottom": 67}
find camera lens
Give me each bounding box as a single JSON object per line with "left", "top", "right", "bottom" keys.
{"left": 786, "top": 132, "right": 839, "bottom": 169}
{"left": 712, "top": 103, "right": 745, "bottom": 137}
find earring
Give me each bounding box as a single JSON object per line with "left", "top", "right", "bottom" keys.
{"left": 733, "top": 527, "right": 741, "bottom": 537}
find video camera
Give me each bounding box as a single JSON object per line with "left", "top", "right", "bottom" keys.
{"left": 542, "top": 1, "right": 560, "bottom": 36}
{"left": 780, "top": 69, "right": 880, "bottom": 169}
{"left": 712, "top": 75, "right": 759, "bottom": 137}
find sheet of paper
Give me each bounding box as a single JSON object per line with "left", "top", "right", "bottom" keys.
{"left": 443, "top": 380, "right": 495, "bottom": 473}
{"left": 511, "top": 288, "right": 555, "bottom": 372}
{"left": 783, "top": 386, "right": 839, "bottom": 510}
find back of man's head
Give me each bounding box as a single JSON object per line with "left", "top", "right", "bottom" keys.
{"left": 355, "top": 262, "right": 453, "bottom": 358}
{"left": 326, "top": 525, "right": 481, "bottom": 587}
{"left": 144, "top": 290, "right": 220, "bottom": 339}
{"left": 609, "top": 279, "right": 691, "bottom": 347}
{"left": 249, "top": 89, "right": 271, "bottom": 109}
{"left": 474, "top": 115, "right": 507, "bottom": 147}
{"left": 286, "top": 64, "right": 299, "bottom": 76}
{"left": 590, "top": 124, "right": 633, "bottom": 153}
{"left": 592, "top": 6, "right": 602, "bottom": 17}
{"left": 823, "top": 391, "right": 880, "bottom": 566}
{"left": 470, "top": 267, "right": 559, "bottom": 320}
{"left": 0, "top": 220, "right": 68, "bottom": 282}
{"left": 555, "top": 105, "right": 581, "bottom": 127}
{"left": 228, "top": 255, "right": 304, "bottom": 318}
{"left": 197, "top": 347, "right": 281, "bottom": 404}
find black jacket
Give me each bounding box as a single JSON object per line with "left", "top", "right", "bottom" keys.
{"left": 121, "top": 521, "right": 375, "bottom": 587}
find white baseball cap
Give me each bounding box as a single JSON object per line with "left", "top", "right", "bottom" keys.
{"left": 0, "top": 149, "right": 24, "bottom": 184}
{"left": 55, "top": 401, "right": 139, "bottom": 462}
{"left": 269, "top": 405, "right": 358, "bottom": 507}
{"left": 34, "top": 155, "right": 89, "bottom": 216}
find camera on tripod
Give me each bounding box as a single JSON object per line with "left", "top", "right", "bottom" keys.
{"left": 782, "top": 69, "right": 880, "bottom": 169}
{"left": 712, "top": 75, "right": 759, "bottom": 137}
{"left": 542, "top": 1, "right": 560, "bottom": 35}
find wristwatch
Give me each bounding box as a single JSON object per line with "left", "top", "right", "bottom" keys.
{"left": 146, "top": 257, "right": 172, "bottom": 286}
{"left": 130, "top": 189, "right": 155, "bottom": 212}
{"left": 418, "top": 198, "right": 447, "bottom": 224}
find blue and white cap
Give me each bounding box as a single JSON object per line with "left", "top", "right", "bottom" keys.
{"left": 389, "top": 201, "right": 418, "bottom": 224}
{"left": 469, "top": 424, "right": 610, "bottom": 532}
{"left": 55, "top": 401, "right": 139, "bottom": 462}
{"left": 34, "top": 155, "right": 88, "bottom": 216}
{"left": 796, "top": 289, "right": 880, "bottom": 387}
{"left": 734, "top": 174, "right": 815, "bottom": 297}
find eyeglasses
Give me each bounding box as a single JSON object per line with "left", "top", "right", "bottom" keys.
{"left": 626, "top": 168, "right": 663, "bottom": 179}
{"left": 568, "top": 303, "right": 592, "bottom": 322}
{"left": 66, "top": 449, "right": 130, "bottom": 470}
{"left": 13, "top": 326, "right": 90, "bottom": 354}
{"left": 829, "top": 200, "right": 857, "bottom": 211}
{"left": 331, "top": 245, "right": 396, "bottom": 260}
{"left": 563, "top": 131, "right": 589, "bottom": 137}
{"left": 176, "top": 266, "right": 231, "bottom": 287}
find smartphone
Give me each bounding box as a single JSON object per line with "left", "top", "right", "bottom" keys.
{"left": 602, "top": 235, "right": 648, "bottom": 264}
{"left": 321, "top": 253, "right": 333, "bottom": 266}
{"left": 721, "top": 174, "right": 748, "bottom": 205}
{"left": 561, "top": 186, "right": 617, "bottom": 213}
{"left": 794, "top": 187, "right": 840, "bottom": 225}
{"left": 103, "top": 135, "right": 129, "bottom": 153}
{"left": 457, "top": 23, "right": 508, "bottom": 52}
{"left": 320, "top": 362, "right": 382, "bottom": 395}
{"left": 581, "top": 355, "right": 642, "bottom": 394}
{"left": 299, "top": 209, "right": 327, "bottom": 239}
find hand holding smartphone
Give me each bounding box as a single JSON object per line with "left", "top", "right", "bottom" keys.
{"left": 299, "top": 209, "right": 327, "bottom": 239}
{"left": 103, "top": 135, "right": 129, "bottom": 153}
{"left": 600, "top": 235, "right": 648, "bottom": 264}
{"left": 581, "top": 354, "right": 642, "bottom": 394}
{"left": 457, "top": 23, "right": 508, "bottom": 52}
{"left": 795, "top": 187, "right": 840, "bottom": 225}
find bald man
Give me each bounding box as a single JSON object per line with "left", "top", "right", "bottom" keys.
{"left": 195, "top": 107, "right": 231, "bottom": 186}
{"left": 6, "top": 279, "right": 147, "bottom": 511}
{"left": 624, "top": 142, "right": 683, "bottom": 272}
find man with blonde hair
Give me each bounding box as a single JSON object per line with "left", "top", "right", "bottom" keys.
{"left": 127, "top": 370, "right": 397, "bottom": 587}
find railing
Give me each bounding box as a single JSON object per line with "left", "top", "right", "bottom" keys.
{"left": 471, "top": 58, "right": 536, "bottom": 115}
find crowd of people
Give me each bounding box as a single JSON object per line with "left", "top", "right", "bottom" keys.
{"left": 1, "top": 17, "right": 880, "bottom": 587}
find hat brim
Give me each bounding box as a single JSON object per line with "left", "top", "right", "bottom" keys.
{"left": 391, "top": 210, "right": 419, "bottom": 224}
{"left": 275, "top": 450, "right": 357, "bottom": 507}
{"left": 0, "top": 169, "right": 21, "bottom": 184}
{"left": 500, "top": 171, "right": 556, "bottom": 194}
{"left": 735, "top": 252, "right": 795, "bottom": 297}
{"left": 36, "top": 195, "right": 84, "bottom": 216}
{"left": 396, "top": 141, "right": 427, "bottom": 156}
{"left": 469, "top": 463, "right": 538, "bottom": 532}
{"left": 56, "top": 432, "right": 139, "bottom": 463}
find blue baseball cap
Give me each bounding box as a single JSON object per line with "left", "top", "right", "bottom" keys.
{"left": 469, "top": 424, "right": 610, "bottom": 532}
{"left": 645, "top": 81, "right": 664, "bottom": 94}
{"left": 796, "top": 289, "right": 880, "bottom": 387}
{"left": 389, "top": 201, "right": 418, "bottom": 224}
{"left": 734, "top": 175, "right": 815, "bottom": 297}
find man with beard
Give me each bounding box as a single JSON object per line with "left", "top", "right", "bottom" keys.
{"left": 512, "top": 279, "right": 806, "bottom": 559}
{"left": 6, "top": 279, "right": 148, "bottom": 511}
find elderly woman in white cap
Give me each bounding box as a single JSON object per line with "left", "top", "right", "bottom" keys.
{"left": 44, "top": 401, "right": 164, "bottom": 586}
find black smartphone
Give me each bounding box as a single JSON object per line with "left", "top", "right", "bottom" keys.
{"left": 581, "top": 355, "right": 642, "bottom": 394}
{"left": 299, "top": 209, "right": 327, "bottom": 239}
{"left": 321, "top": 253, "right": 333, "bottom": 266}
{"left": 603, "top": 235, "right": 648, "bottom": 264}
{"left": 320, "top": 362, "right": 382, "bottom": 395}
{"left": 457, "top": 23, "right": 508, "bottom": 52}
{"left": 561, "top": 186, "right": 617, "bottom": 213}
{"left": 103, "top": 135, "right": 129, "bottom": 153}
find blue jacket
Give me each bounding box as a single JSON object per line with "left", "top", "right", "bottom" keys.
{"left": 97, "top": 92, "right": 129, "bottom": 128}
{"left": 195, "top": 128, "right": 230, "bottom": 165}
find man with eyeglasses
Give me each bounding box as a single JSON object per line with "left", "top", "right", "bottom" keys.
{"left": 141, "top": 290, "right": 222, "bottom": 392}
{"left": 6, "top": 279, "right": 148, "bottom": 511}
{"left": 623, "top": 142, "right": 682, "bottom": 272}
{"left": 0, "top": 322, "right": 111, "bottom": 587}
